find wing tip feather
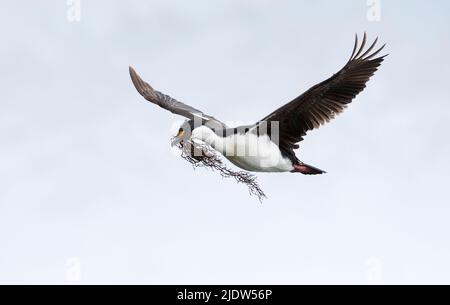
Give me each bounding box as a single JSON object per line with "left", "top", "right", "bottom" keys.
{"left": 348, "top": 33, "right": 388, "bottom": 64}
{"left": 128, "top": 65, "right": 157, "bottom": 101}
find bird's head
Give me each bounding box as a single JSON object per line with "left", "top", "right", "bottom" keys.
{"left": 171, "top": 120, "right": 194, "bottom": 147}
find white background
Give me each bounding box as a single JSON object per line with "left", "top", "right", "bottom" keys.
{"left": 1, "top": 0, "right": 450, "bottom": 283}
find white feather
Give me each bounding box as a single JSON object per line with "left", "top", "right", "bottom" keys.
{"left": 191, "top": 126, "right": 294, "bottom": 172}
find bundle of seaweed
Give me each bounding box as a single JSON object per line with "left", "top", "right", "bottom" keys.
{"left": 176, "top": 139, "right": 267, "bottom": 202}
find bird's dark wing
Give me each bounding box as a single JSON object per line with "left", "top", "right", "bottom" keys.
{"left": 253, "top": 33, "right": 387, "bottom": 157}
{"left": 129, "top": 66, "right": 219, "bottom": 122}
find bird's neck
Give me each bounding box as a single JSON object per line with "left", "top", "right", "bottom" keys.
{"left": 191, "top": 126, "right": 224, "bottom": 153}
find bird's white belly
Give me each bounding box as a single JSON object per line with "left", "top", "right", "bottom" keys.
{"left": 226, "top": 135, "right": 293, "bottom": 172}
{"left": 192, "top": 129, "right": 294, "bottom": 172}
{"left": 226, "top": 154, "right": 293, "bottom": 172}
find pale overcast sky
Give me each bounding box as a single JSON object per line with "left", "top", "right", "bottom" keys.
{"left": 1, "top": 0, "right": 450, "bottom": 283}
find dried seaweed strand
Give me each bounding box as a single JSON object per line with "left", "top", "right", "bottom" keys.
{"left": 176, "top": 139, "right": 267, "bottom": 202}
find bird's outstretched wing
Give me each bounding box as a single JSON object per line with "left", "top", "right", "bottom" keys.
{"left": 254, "top": 33, "right": 387, "bottom": 157}
{"left": 129, "top": 66, "right": 218, "bottom": 122}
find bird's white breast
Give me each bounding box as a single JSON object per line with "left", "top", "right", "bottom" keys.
{"left": 191, "top": 126, "right": 294, "bottom": 172}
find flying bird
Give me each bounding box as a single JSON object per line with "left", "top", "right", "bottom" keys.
{"left": 130, "top": 33, "right": 387, "bottom": 175}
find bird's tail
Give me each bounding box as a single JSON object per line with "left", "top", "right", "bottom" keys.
{"left": 291, "top": 163, "right": 326, "bottom": 175}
